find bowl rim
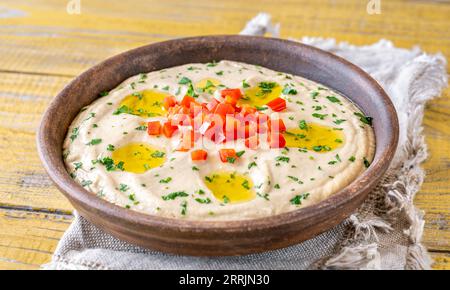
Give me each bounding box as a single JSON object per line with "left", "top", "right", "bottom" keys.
{"left": 37, "top": 35, "right": 399, "bottom": 232}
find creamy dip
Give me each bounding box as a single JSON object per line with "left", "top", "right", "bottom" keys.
{"left": 63, "top": 60, "right": 375, "bottom": 221}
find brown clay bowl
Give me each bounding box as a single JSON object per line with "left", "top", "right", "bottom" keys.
{"left": 37, "top": 35, "right": 398, "bottom": 256}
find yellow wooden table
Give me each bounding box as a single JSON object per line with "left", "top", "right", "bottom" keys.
{"left": 0, "top": 0, "right": 448, "bottom": 270}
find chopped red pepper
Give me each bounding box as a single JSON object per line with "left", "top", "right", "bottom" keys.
{"left": 180, "top": 95, "right": 197, "bottom": 109}
{"left": 206, "top": 99, "right": 219, "bottom": 112}
{"left": 147, "top": 121, "right": 161, "bottom": 136}
{"left": 268, "top": 133, "right": 286, "bottom": 148}
{"left": 239, "top": 105, "right": 257, "bottom": 116}
{"left": 221, "top": 88, "right": 242, "bottom": 100}
{"left": 266, "top": 97, "right": 287, "bottom": 112}
{"left": 219, "top": 149, "right": 238, "bottom": 163}
{"left": 191, "top": 149, "right": 208, "bottom": 161}
{"left": 245, "top": 135, "right": 260, "bottom": 150}
{"left": 162, "top": 121, "right": 178, "bottom": 138}
{"left": 268, "top": 119, "right": 286, "bottom": 133}
{"left": 214, "top": 103, "right": 235, "bottom": 118}
{"left": 163, "top": 96, "right": 177, "bottom": 110}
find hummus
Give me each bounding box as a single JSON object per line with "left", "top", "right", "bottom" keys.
{"left": 63, "top": 60, "right": 375, "bottom": 221}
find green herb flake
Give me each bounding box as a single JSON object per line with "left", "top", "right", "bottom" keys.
{"left": 162, "top": 191, "right": 188, "bottom": 201}
{"left": 178, "top": 77, "right": 191, "bottom": 85}
{"left": 151, "top": 151, "right": 165, "bottom": 158}
{"left": 354, "top": 112, "right": 373, "bottom": 125}
{"left": 290, "top": 193, "right": 310, "bottom": 205}
{"left": 86, "top": 138, "right": 102, "bottom": 146}
{"left": 275, "top": 156, "right": 290, "bottom": 163}
{"left": 119, "top": 184, "right": 129, "bottom": 192}
{"left": 195, "top": 197, "right": 211, "bottom": 204}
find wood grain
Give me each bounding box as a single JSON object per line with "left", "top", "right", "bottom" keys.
{"left": 0, "top": 208, "right": 71, "bottom": 270}
{"left": 0, "top": 0, "right": 448, "bottom": 268}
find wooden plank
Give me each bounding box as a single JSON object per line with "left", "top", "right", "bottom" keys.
{"left": 417, "top": 86, "right": 450, "bottom": 252}
{"left": 0, "top": 72, "right": 73, "bottom": 212}
{"left": 0, "top": 208, "right": 72, "bottom": 270}
{"left": 0, "top": 0, "right": 448, "bottom": 76}
{"left": 431, "top": 252, "right": 450, "bottom": 270}
{"left": 0, "top": 206, "right": 448, "bottom": 270}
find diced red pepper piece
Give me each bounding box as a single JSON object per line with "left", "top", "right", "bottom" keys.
{"left": 221, "top": 88, "right": 242, "bottom": 100}
{"left": 180, "top": 95, "right": 197, "bottom": 108}
{"left": 147, "top": 121, "right": 161, "bottom": 136}
{"left": 219, "top": 149, "right": 238, "bottom": 163}
{"left": 268, "top": 118, "right": 286, "bottom": 133}
{"left": 206, "top": 99, "right": 219, "bottom": 112}
{"left": 245, "top": 135, "right": 260, "bottom": 150}
{"left": 224, "top": 116, "right": 240, "bottom": 141}
{"left": 191, "top": 150, "right": 208, "bottom": 161}
{"left": 268, "top": 133, "right": 286, "bottom": 148}
{"left": 239, "top": 105, "right": 257, "bottom": 116}
{"left": 162, "top": 121, "right": 178, "bottom": 138}
{"left": 214, "top": 103, "right": 235, "bottom": 121}
{"left": 163, "top": 96, "right": 177, "bottom": 110}
{"left": 266, "top": 97, "right": 287, "bottom": 112}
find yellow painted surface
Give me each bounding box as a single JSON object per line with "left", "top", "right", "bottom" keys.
{"left": 0, "top": 0, "right": 448, "bottom": 269}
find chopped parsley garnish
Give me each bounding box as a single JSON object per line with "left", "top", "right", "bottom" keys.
{"left": 248, "top": 162, "right": 257, "bottom": 169}
{"left": 298, "top": 120, "right": 308, "bottom": 130}
{"left": 180, "top": 200, "right": 187, "bottom": 215}
{"left": 132, "top": 92, "right": 143, "bottom": 100}
{"left": 275, "top": 156, "right": 290, "bottom": 163}
{"left": 195, "top": 197, "right": 211, "bottom": 204}
{"left": 81, "top": 180, "right": 92, "bottom": 187}
{"left": 241, "top": 180, "right": 250, "bottom": 190}
{"left": 363, "top": 157, "right": 371, "bottom": 168}
{"left": 222, "top": 195, "right": 230, "bottom": 204}
{"left": 113, "top": 105, "right": 133, "bottom": 115}
{"left": 70, "top": 127, "right": 79, "bottom": 142}
{"left": 86, "top": 138, "right": 102, "bottom": 146}
{"left": 162, "top": 191, "right": 188, "bottom": 201}
{"left": 119, "top": 184, "right": 129, "bottom": 192}
{"left": 258, "top": 82, "right": 277, "bottom": 94}
{"left": 226, "top": 157, "right": 236, "bottom": 164}
{"left": 159, "top": 177, "right": 172, "bottom": 184}
{"left": 204, "top": 176, "right": 213, "bottom": 183}
{"left": 178, "top": 77, "right": 192, "bottom": 85}
{"left": 242, "top": 80, "right": 250, "bottom": 88}
{"left": 236, "top": 150, "right": 246, "bottom": 157}
{"left": 349, "top": 156, "right": 356, "bottom": 162}
{"left": 98, "top": 157, "right": 124, "bottom": 171}
{"left": 192, "top": 166, "right": 199, "bottom": 171}
{"left": 206, "top": 61, "right": 218, "bottom": 67}
{"left": 287, "top": 176, "right": 299, "bottom": 182}
{"left": 107, "top": 144, "right": 115, "bottom": 151}
{"left": 310, "top": 91, "right": 319, "bottom": 98}
{"left": 74, "top": 162, "right": 82, "bottom": 170}
{"left": 354, "top": 112, "right": 373, "bottom": 125}
{"left": 290, "top": 193, "right": 310, "bottom": 205}
{"left": 99, "top": 91, "right": 109, "bottom": 97}
{"left": 282, "top": 86, "right": 297, "bottom": 95}
{"left": 312, "top": 113, "right": 328, "bottom": 120}
{"left": 135, "top": 125, "right": 147, "bottom": 131}
{"left": 151, "top": 151, "right": 165, "bottom": 158}
{"left": 257, "top": 193, "right": 270, "bottom": 201}
{"left": 274, "top": 184, "right": 281, "bottom": 189}
{"left": 186, "top": 83, "right": 198, "bottom": 98}
{"left": 326, "top": 96, "right": 341, "bottom": 103}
